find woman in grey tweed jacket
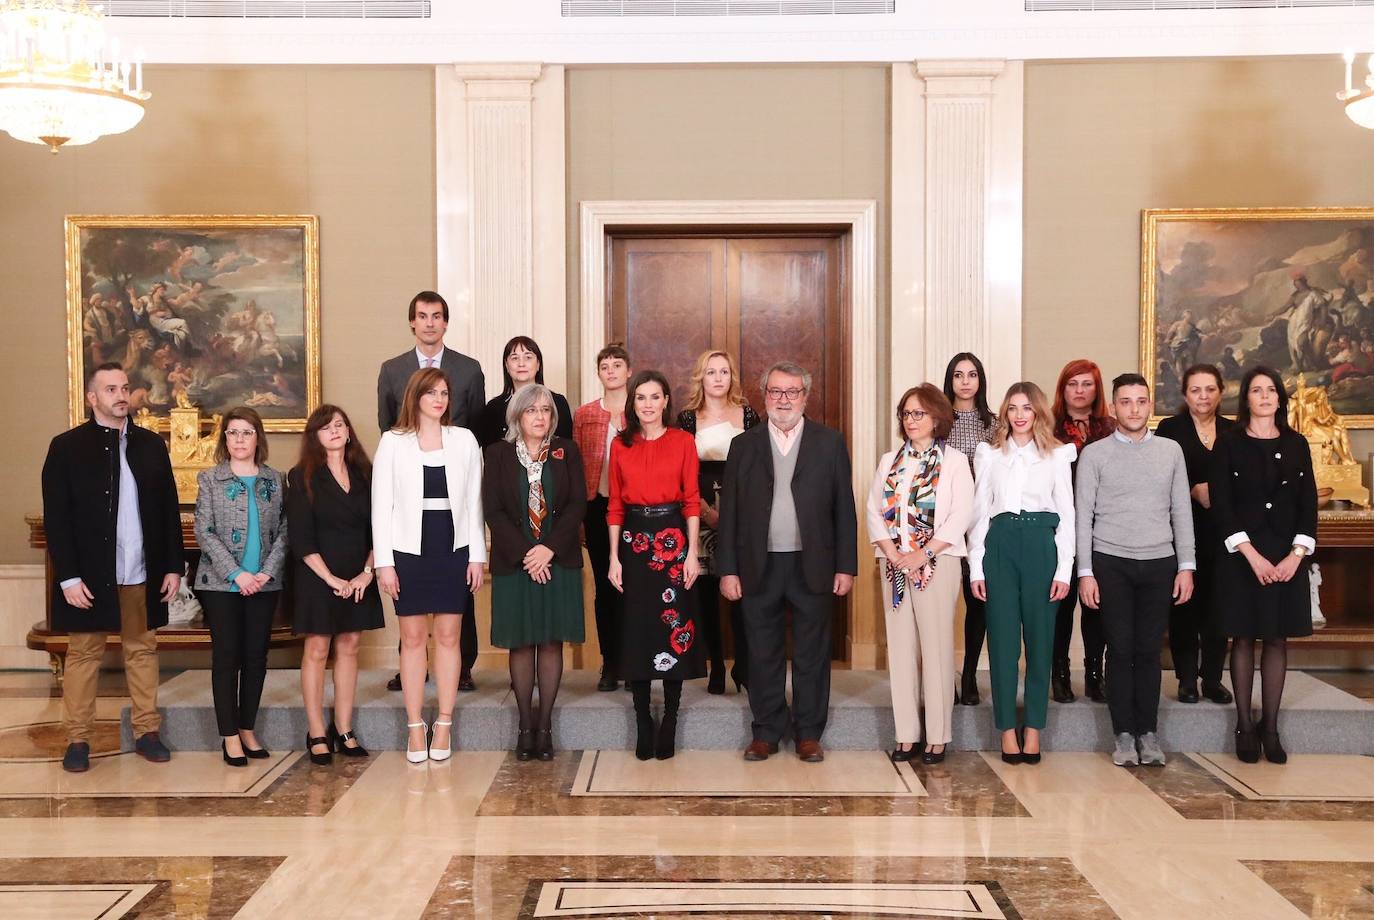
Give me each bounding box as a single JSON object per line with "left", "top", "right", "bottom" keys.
{"left": 193, "top": 407, "right": 289, "bottom": 766}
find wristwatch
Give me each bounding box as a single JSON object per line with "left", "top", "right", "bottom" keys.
{"left": 363, "top": 565, "right": 373, "bottom": 574}
{"left": 1291, "top": 546, "right": 1309, "bottom": 558}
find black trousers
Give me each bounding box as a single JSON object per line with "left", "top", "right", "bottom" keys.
{"left": 1053, "top": 569, "right": 1104, "bottom": 671}
{"left": 1168, "top": 553, "right": 1228, "bottom": 687}
{"left": 697, "top": 573, "right": 749, "bottom": 683}
{"left": 584, "top": 495, "right": 622, "bottom": 674}
{"left": 199, "top": 590, "right": 276, "bottom": 737}
{"left": 741, "top": 552, "right": 832, "bottom": 744}
{"left": 959, "top": 558, "right": 986, "bottom": 679}
{"left": 1095, "top": 552, "right": 1176, "bottom": 736}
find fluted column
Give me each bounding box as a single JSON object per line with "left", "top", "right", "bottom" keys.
{"left": 436, "top": 63, "right": 567, "bottom": 398}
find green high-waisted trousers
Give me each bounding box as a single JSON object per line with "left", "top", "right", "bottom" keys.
{"left": 982, "top": 511, "right": 1060, "bottom": 732}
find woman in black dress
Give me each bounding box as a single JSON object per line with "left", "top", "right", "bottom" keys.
{"left": 475, "top": 336, "right": 573, "bottom": 449}
{"left": 1208, "top": 366, "right": 1317, "bottom": 764}
{"left": 1155, "top": 364, "right": 1235, "bottom": 706}
{"left": 287, "top": 404, "right": 385, "bottom": 765}
{"left": 676, "top": 349, "right": 759, "bottom": 695}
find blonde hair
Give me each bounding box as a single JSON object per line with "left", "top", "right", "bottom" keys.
{"left": 682, "top": 349, "right": 746, "bottom": 413}
{"left": 990, "top": 382, "right": 1059, "bottom": 456}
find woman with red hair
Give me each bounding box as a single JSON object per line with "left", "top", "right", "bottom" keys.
{"left": 1051, "top": 359, "right": 1115, "bottom": 705}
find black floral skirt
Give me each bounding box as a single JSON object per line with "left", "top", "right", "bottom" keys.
{"left": 616, "top": 503, "right": 706, "bottom": 682}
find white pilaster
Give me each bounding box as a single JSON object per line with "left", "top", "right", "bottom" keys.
{"left": 436, "top": 63, "right": 567, "bottom": 397}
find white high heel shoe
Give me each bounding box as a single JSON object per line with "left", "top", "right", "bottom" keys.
{"left": 429, "top": 716, "right": 453, "bottom": 762}
{"left": 405, "top": 721, "right": 429, "bottom": 764}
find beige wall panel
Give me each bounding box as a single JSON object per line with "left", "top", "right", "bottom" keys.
{"left": 0, "top": 66, "right": 436, "bottom": 566}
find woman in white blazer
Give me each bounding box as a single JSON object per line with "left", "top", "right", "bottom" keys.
{"left": 866, "top": 384, "right": 974, "bottom": 766}
{"left": 966, "top": 382, "right": 1076, "bottom": 766}
{"left": 373, "top": 367, "right": 486, "bottom": 764}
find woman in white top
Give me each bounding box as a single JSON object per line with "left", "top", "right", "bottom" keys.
{"left": 373, "top": 367, "right": 486, "bottom": 764}
{"left": 967, "top": 382, "right": 1076, "bottom": 765}
{"left": 676, "top": 349, "right": 760, "bottom": 695}
{"left": 866, "top": 384, "right": 974, "bottom": 766}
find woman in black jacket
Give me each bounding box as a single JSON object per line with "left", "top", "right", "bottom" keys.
{"left": 482, "top": 384, "right": 586, "bottom": 761}
{"left": 286, "top": 404, "right": 385, "bottom": 765}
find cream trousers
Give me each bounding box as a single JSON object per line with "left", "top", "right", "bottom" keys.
{"left": 885, "top": 561, "right": 960, "bottom": 746}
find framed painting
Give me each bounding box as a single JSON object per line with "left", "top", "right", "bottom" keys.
{"left": 66, "top": 215, "right": 321, "bottom": 432}
{"left": 1142, "top": 207, "right": 1374, "bottom": 427}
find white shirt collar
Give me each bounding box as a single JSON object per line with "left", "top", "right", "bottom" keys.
{"left": 415, "top": 346, "right": 443, "bottom": 369}
{"left": 1112, "top": 428, "right": 1152, "bottom": 445}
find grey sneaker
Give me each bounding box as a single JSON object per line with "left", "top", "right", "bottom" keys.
{"left": 1112, "top": 732, "right": 1139, "bottom": 766}
{"left": 1137, "top": 732, "right": 1166, "bottom": 766}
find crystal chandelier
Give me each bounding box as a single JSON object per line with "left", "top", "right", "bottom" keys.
{"left": 0, "top": 1, "right": 149, "bottom": 153}
{"left": 1338, "top": 51, "right": 1374, "bottom": 130}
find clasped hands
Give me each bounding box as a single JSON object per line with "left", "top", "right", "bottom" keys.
{"left": 325, "top": 569, "right": 374, "bottom": 602}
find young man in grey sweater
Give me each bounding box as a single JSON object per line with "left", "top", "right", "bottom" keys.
{"left": 1076, "top": 373, "right": 1195, "bottom": 767}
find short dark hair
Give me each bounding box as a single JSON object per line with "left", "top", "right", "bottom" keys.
{"left": 500, "top": 335, "right": 546, "bottom": 397}
{"left": 1111, "top": 373, "right": 1150, "bottom": 398}
{"left": 85, "top": 361, "right": 124, "bottom": 392}
{"left": 408, "top": 290, "right": 449, "bottom": 323}
{"left": 896, "top": 383, "right": 955, "bottom": 442}
{"left": 215, "top": 406, "right": 269, "bottom": 465}
{"left": 1176, "top": 363, "right": 1224, "bottom": 414}
{"left": 596, "top": 341, "right": 630, "bottom": 367}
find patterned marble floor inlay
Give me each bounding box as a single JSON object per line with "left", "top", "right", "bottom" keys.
{"left": 478, "top": 751, "right": 1027, "bottom": 817}
{"left": 531, "top": 881, "right": 1009, "bottom": 917}
{"left": 1131, "top": 753, "right": 1374, "bottom": 820}
{"left": 0, "top": 882, "right": 159, "bottom": 919}
{"left": 0, "top": 720, "right": 123, "bottom": 761}
{"left": 0, "top": 751, "right": 301, "bottom": 798}
{"left": 1243, "top": 860, "right": 1374, "bottom": 919}
{"left": 1188, "top": 752, "right": 1374, "bottom": 802}
{"left": 423, "top": 855, "right": 1114, "bottom": 919}
{"left": 571, "top": 750, "right": 925, "bottom": 797}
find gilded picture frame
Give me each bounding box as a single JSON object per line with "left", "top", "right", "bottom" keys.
{"left": 1142, "top": 207, "right": 1374, "bottom": 428}
{"left": 66, "top": 215, "right": 321, "bottom": 432}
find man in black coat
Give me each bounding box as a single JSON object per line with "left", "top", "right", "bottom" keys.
{"left": 41, "top": 363, "right": 184, "bottom": 773}
{"left": 376, "top": 290, "right": 486, "bottom": 691}
{"left": 716, "top": 361, "right": 858, "bottom": 763}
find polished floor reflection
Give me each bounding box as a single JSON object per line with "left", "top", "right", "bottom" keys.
{"left": 0, "top": 669, "right": 1371, "bottom": 919}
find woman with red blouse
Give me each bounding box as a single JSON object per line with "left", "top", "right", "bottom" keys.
{"left": 607, "top": 369, "right": 704, "bottom": 760}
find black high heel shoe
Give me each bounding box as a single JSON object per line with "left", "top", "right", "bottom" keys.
{"left": 1235, "top": 727, "right": 1261, "bottom": 764}
{"left": 515, "top": 729, "right": 536, "bottom": 762}
{"left": 537, "top": 729, "right": 555, "bottom": 762}
{"left": 1000, "top": 730, "right": 1022, "bottom": 765}
{"left": 328, "top": 724, "right": 368, "bottom": 758}
{"left": 706, "top": 667, "right": 726, "bottom": 696}
{"left": 889, "top": 744, "right": 918, "bottom": 763}
{"left": 635, "top": 714, "right": 656, "bottom": 761}
{"left": 655, "top": 712, "right": 678, "bottom": 760}
{"left": 921, "top": 745, "right": 946, "bottom": 765}
{"left": 1018, "top": 728, "right": 1041, "bottom": 765}
{"left": 1260, "top": 730, "right": 1287, "bottom": 765}
{"left": 730, "top": 666, "right": 748, "bottom": 694}
{"left": 306, "top": 732, "right": 333, "bottom": 766}
{"left": 222, "top": 740, "right": 248, "bottom": 768}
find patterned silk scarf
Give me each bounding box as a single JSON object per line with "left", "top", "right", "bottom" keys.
{"left": 881, "top": 441, "right": 942, "bottom": 607}
{"left": 515, "top": 437, "right": 551, "bottom": 539}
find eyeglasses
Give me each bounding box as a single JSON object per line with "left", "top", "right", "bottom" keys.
{"left": 899, "top": 409, "right": 928, "bottom": 422}
{"left": 765, "top": 387, "right": 805, "bottom": 401}
{"left": 225, "top": 429, "right": 257, "bottom": 440}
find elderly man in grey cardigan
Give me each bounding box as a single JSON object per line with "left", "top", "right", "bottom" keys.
{"left": 192, "top": 407, "right": 289, "bottom": 765}
{"left": 1075, "top": 373, "right": 1194, "bottom": 769}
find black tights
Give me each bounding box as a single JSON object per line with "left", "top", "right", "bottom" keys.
{"left": 1229, "top": 638, "right": 1288, "bottom": 733}
{"left": 508, "top": 642, "right": 564, "bottom": 732}
{"left": 630, "top": 679, "right": 682, "bottom": 719}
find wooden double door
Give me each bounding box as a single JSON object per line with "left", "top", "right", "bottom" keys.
{"left": 608, "top": 231, "right": 850, "bottom": 659}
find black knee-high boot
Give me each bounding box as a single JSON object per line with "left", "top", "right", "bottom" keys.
{"left": 657, "top": 680, "right": 682, "bottom": 760}
{"left": 631, "top": 681, "right": 655, "bottom": 761}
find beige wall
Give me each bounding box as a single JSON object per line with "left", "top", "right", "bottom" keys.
{"left": 565, "top": 64, "right": 890, "bottom": 402}
{"left": 0, "top": 66, "right": 436, "bottom": 565}
{"left": 1025, "top": 55, "right": 1374, "bottom": 468}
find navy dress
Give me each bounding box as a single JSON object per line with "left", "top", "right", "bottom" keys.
{"left": 392, "top": 456, "right": 472, "bottom": 617}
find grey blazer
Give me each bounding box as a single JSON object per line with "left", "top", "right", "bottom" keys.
{"left": 193, "top": 462, "right": 289, "bottom": 592}
{"left": 376, "top": 346, "right": 486, "bottom": 434}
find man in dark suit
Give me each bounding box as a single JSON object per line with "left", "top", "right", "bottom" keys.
{"left": 42, "top": 363, "right": 185, "bottom": 773}
{"left": 716, "top": 361, "right": 857, "bottom": 763}
{"left": 377, "top": 290, "right": 487, "bottom": 691}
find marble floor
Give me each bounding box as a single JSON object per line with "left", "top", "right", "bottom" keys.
{"left": 1, "top": 670, "right": 1372, "bottom": 919}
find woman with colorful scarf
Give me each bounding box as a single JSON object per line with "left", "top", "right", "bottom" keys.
{"left": 483, "top": 384, "right": 587, "bottom": 762}
{"left": 865, "top": 384, "right": 974, "bottom": 765}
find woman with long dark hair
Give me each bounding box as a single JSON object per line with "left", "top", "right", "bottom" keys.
{"left": 942, "top": 352, "right": 997, "bottom": 706}
{"left": 677, "top": 349, "right": 760, "bottom": 695}
{"left": 1154, "top": 365, "right": 1235, "bottom": 706}
{"left": 287, "top": 404, "right": 384, "bottom": 765}
{"left": 475, "top": 335, "right": 573, "bottom": 448}
{"left": 607, "top": 370, "right": 704, "bottom": 759}
{"left": 1050, "top": 358, "right": 1115, "bottom": 704}
{"left": 1208, "top": 366, "right": 1316, "bottom": 764}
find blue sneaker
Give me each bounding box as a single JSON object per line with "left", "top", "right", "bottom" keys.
{"left": 62, "top": 742, "right": 90, "bottom": 773}
{"left": 134, "top": 732, "right": 171, "bottom": 763}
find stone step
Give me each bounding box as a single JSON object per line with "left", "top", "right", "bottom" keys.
{"left": 123, "top": 669, "right": 1374, "bottom": 755}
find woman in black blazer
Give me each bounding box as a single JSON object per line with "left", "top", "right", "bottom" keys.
{"left": 1154, "top": 363, "right": 1235, "bottom": 705}
{"left": 1208, "top": 366, "right": 1317, "bottom": 765}
{"left": 482, "top": 384, "right": 587, "bottom": 761}
{"left": 475, "top": 336, "right": 573, "bottom": 448}
{"left": 287, "top": 404, "right": 385, "bottom": 765}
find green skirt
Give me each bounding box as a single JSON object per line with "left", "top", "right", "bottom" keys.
{"left": 490, "top": 566, "right": 586, "bottom": 649}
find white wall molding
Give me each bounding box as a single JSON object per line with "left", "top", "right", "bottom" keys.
{"left": 0, "top": 564, "right": 49, "bottom": 670}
